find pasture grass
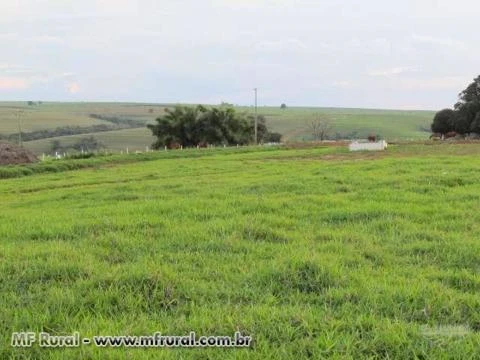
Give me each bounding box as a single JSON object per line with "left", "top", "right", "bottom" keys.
{"left": 236, "top": 106, "right": 434, "bottom": 141}
{"left": 23, "top": 128, "right": 156, "bottom": 155}
{"left": 1, "top": 143, "right": 480, "bottom": 359}
{"left": 0, "top": 102, "right": 110, "bottom": 133}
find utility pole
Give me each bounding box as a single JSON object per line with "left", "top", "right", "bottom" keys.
{"left": 15, "top": 110, "right": 24, "bottom": 147}
{"left": 254, "top": 88, "right": 258, "bottom": 145}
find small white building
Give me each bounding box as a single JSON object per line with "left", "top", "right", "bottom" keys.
{"left": 349, "top": 140, "right": 388, "bottom": 152}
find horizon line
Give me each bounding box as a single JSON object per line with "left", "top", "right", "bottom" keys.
{"left": 0, "top": 100, "right": 437, "bottom": 112}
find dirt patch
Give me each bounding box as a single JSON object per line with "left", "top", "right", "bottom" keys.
{"left": 0, "top": 142, "right": 38, "bottom": 165}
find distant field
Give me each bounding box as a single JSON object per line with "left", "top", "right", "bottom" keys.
{"left": 2, "top": 143, "right": 480, "bottom": 359}
{"left": 236, "top": 106, "right": 434, "bottom": 141}
{"left": 0, "top": 102, "right": 434, "bottom": 154}
{"left": 24, "top": 128, "right": 156, "bottom": 154}
{"left": 0, "top": 102, "right": 163, "bottom": 134}
{"left": 0, "top": 103, "right": 109, "bottom": 133}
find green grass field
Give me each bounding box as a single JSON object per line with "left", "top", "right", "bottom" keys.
{"left": 0, "top": 102, "right": 164, "bottom": 133}
{"left": 2, "top": 143, "right": 480, "bottom": 359}
{"left": 0, "top": 102, "right": 434, "bottom": 155}
{"left": 24, "top": 128, "right": 156, "bottom": 155}
{"left": 236, "top": 106, "right": 434, "bottom": 141}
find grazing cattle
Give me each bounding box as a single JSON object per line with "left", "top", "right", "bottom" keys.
{"left": 167, "top": 142, "right": 181, "bottom": 149}
{"left": 445, "top": 131, "right": 457, "bottom": 139}
{"left": 368, "top": 134, "right": 376, "bottom": 142}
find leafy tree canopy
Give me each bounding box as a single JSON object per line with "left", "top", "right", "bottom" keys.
{"left": 431, "top": 109, "right": 455, "bottom": 134}
{"left": 147, "top": 105, "right": 281, "bottom": 149}
{"left": 432, "top": 75, "right": 480, "bottom": 135}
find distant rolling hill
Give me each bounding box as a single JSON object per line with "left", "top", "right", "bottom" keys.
{"left": 0, "top": 102, "right": 434, "bottom": 154}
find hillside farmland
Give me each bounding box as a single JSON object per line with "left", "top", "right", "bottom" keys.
{"left": 0, "top": 102, "right": 434, "bottom": 155}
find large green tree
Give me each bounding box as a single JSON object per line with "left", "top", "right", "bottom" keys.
{"left": 432, "top": 75, "right": 480, "bottom": 135}
{"left": 470, "top": 112, "right": 480, "bottom": 133}
{"left": 455, "top": 75, "right": 480, "bottom": 110}
{"left": 147, "top": 105, "right": 279, "bottom": 149}
{"left": 431, "top": 109, "right": 455, "bottom": 135}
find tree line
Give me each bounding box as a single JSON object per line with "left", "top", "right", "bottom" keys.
{"left": 0, "top": 115, "right": 146, "bottom": 144}
{"left": 432, "top": 75, "right": 480, "bottom": 136}
{"left": 0, "top": 124, "right": 120, "bottom": 143}
{"left": 50, "top": 136, "right": 105, "bottom": 154}
{"left": 89, "top": 114, "right": 146, "bottom": 127}
{"left": 147, "top": 105, "right": 281, "bottom": 149}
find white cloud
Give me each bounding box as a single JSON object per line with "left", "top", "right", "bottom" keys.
{"left": 368, "top": 67, "right": 419, "bottom": 77}
{"left": 0, "top": 64, "right": 37, "bottom": 75}
{"left": 0, "top": 32, "right": 64, "bottom": 46}
{"left": 34, "top": 35, "right": 64, "bottom": 44}
{"left": 397, "top": 76, "right": 468, "bottom": 91}
{"left": 412, "top": 34, "right": 465, "bottom": 49}
{"left": 332, "top": 81, "right": 355, "bottom": 89}
{"left": 0, "top": 63, "right": 24, "bottom": 70}
{"left": 0, "top": 33, "right": 18, "bottom": 40}
{"left": 256, "top": 38, "right": 307, "bottom": 52}
{"left": 0, "top": 0, "right": 139, "bottom": 20}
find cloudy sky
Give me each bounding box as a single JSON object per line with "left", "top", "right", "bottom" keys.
{"left": 0, "top": 0, "right": 478, "bottom": 109}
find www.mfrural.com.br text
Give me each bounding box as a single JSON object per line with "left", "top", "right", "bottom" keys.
{"left": 11, "top": 331, "right": 252, "bottom": 348}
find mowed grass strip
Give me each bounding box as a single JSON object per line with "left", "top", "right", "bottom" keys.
{"left": 1, "top": 144, "right": 480, "bottom": 359}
